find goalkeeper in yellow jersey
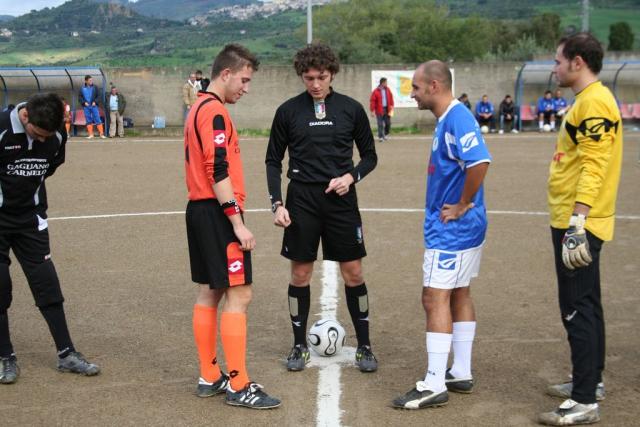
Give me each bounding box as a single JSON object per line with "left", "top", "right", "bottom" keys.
{"left": 538, "top": 33, "right": 623, "bottom": 426}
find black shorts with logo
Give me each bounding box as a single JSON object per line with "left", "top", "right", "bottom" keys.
{"left": 186, "top": 199, "right": 252, "bottom": 289}
{"left": 282, "top": 181, "right": 366, "bottom": 262}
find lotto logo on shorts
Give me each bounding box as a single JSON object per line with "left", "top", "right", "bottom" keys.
{"left": 228, "top": 259, "right": 244, "bottom": 274}
{"left": 227, "top": 243, "right": 246, "bottom": 286}
{"left": 437, "top": 252, "right": 457, "bottom": 271}
{"left": 213, "top": 130, "right": 226, "bottom": 146}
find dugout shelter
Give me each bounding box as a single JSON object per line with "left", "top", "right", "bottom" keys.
{"left": 0, "top": 66, "right": 108, "bottom": 134}
{"left": 514, "top": 60, "right": 640, "bottom": 130}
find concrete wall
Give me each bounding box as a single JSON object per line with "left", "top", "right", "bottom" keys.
{"left": 105, "top": 62, "right": 524, "bottom": 130}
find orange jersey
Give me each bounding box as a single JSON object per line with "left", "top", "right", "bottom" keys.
{"left": 184, "top": 92, "right": 246, "bottom": 209}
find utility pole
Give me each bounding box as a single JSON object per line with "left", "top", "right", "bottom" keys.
{"left": 307, "top": 0, "right": 313, "bottom": 45}
{"left": 582, "top": 0, "right": 589, "bottom": 32}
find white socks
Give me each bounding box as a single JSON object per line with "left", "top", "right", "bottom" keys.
{"left": 419, "top": 332, "right": 451, "bottom": 393}
{"left": 449, "top": 321, "right": 476, "bottom": 379}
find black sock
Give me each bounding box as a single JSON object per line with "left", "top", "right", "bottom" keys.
{"left": 345, "top": 283, "right": 370, "bottom": 347}
{"left": 0, "top": 310, "right": 13, "bottom": 358}
{"left": 288, "top": 284, "right": 310, "bottom": 347}
{"left": 38, "top": 303, "right": 74, "bottom": 356}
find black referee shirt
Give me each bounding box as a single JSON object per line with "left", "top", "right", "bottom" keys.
{"left": 0, "top": 104, "right": 66, "bottom": 232}
{"left": 265, "top": 90, "right": 377, "bottom": 204}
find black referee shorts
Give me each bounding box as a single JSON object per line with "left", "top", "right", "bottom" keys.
{"left": 282, "top": 181, "right": 366, "bottom": 263}
{"left": 186, "top": 200, "right": 252, "bottom": 289}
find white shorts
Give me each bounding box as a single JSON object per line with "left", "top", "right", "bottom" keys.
{"left": 423, "top": 244, "right": 483, "bottom": 289}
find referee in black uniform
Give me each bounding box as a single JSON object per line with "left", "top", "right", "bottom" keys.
{"left": 0, "top": 93, "right": 99, "bottom": 384}
{"left": 265, "top": 44, "right": 378, "bottom": 372}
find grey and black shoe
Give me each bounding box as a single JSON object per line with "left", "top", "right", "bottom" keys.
{"left": 196, "top": 373, "right": 230, "bottom": 398}
{"left": 538, "top": 399, "right": 600, "bottom": 426}
{"left": 445, "top": 369, "right": 474, "bottom": 394}
{"left": 225, "top": 382, "right": 281, "bottom": 409}
{"left": 0, "top": 355, "right": 19, "bottom": 384}
{"left": 355, "top": 345, "right": 378, "bottom": 372}
{"left": 286, "top": 345, "right": 310, "bottom": 371}
{"left": 547, "top": 380, "right": 605, "bottom": 402}
{"left": 57, "top": 351, "right": 100, "bottom": 376}
{"left": 392, "top": 385, "right": 448, "bottom": 410}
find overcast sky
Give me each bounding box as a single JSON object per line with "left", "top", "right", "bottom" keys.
{"left": 0, "top": 0, "right": 138, "bottom": 16}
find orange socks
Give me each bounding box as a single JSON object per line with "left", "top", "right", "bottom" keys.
{"left": 96, "top": 124, "right": 104, "bottom": 136}
{"left": 193, "top": 304, "right": 221, "bottom": 383}
{"left": 65, "top": 123, "right": 70, "bottom": 134}
{"left": 220, "top": 312, "right": 250, "bottom": 391}
{"left": 86, "top": 124, "right": 94, "bottom": 136}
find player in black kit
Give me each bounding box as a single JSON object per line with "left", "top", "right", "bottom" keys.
{"left": 0, "top": 93, "right": 100, "bottom": 384}
{"left": 265, "top": 44, "right": 378, "bottom": 372}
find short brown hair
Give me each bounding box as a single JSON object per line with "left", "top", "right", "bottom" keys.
{"left": 558, "top": 32, "right": 603, "bottom": 74}
{"left": 293, "top": 44, "right": 340, "bottom": 76}
{"left": 211, "top": 44, "right": 260, "bottom": 79}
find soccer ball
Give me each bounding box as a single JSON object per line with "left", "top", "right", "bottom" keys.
{"left": 307, "top": 319, "right": 346, "bottom": 357}
{"left": 480, "top": 125, "right": 489, "bottom": 134}
{"left": 543, "top": 124, "right": 552, "bottom": 132}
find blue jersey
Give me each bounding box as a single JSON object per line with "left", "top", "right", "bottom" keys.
{"left": 424, "top": 100, "right": 492, "bottom": 251}
{"left": 475, "top": 101, "right": 493, "bottom": 115}
{"left": 553, "top": 97, "right": 568, "bottom": 111}
{"left": 538, "top": 97, "right": 554, "bottom": 113}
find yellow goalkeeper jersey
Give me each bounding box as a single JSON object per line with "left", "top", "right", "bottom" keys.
{"left": 548, "top": 81, "right": 623, "bottom": 241}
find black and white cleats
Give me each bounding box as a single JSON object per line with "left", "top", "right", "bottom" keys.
{"left": 392, "top": 383, "right": 449, "bottom": 410}
{"left": 225, "top": 382, "right": 281, "bottom": 409}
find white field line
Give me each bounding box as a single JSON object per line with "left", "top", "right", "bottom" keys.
{"left": 314, "top": 261, "right": 343, "bottom": 427}
{"left": 47, "top": 209, "right": 640, "bottom": 221}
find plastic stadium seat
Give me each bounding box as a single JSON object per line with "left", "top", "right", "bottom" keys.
{"left": 73, "top": 108, "right": 105, "bottom": 125}
{"left": 632, "top": 103, "right": 640, "bottom": 119}
{"left": 519, "top": 104, "right": 535, "bottom": 121}
{"left": 72, "top": 109, "right": 86, "bottom": 125}
{"left": 619, "top": 104, "right": 633, "bottom": 119}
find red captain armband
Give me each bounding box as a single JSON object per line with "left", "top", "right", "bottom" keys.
{"left": 220, "top": 199, "right": 241, "bottom": 217}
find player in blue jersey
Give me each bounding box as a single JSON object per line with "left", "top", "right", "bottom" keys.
{"left": 475, "top": 95, "right": 495, "bottom": 132}
{"left": 552, "top": 89, "right": 569, "bottom": 118}
{"left": 393, "top": 60, "right": 491, "bottom": 410}
{"left": 538, "top": 90, "right": 556, "bottom": 131}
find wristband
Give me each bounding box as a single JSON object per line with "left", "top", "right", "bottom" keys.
{"left": 221, "top": 199, "right": 241, "bottom": 217}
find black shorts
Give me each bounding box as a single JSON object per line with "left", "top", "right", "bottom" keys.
{"left": 0, "top": 228, "right": 51, "bottom": 266}
{"left": 0, "top": 228, "right": 65, "bottom": 309}
{"left": 282, "top": 181, "right": 367, "bottom": 262}
{"left": 186, "top": 200, "right": 252, "bottom": 289}
{"left": 542, "top": 111, "right": 555, "bottom": 121}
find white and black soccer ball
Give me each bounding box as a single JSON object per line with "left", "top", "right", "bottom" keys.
{"left": 480, "top": 125, "right": 489, "bottom": 134}
{"left": 543, "top": 124, "right": 552, "bottom": 132}
{"left": 307, "top": 319, "right": 346, "bottom": 357}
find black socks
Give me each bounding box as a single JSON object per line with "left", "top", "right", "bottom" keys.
{"left": 345, "top": 283, "right": 370, "bottom": 347}
{"left": 288, "top": 285, "right": 310, "bottom": 347}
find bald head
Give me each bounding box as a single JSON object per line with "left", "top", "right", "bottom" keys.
{"left": 417, "top": 60, "right": 452, "bottom": 91}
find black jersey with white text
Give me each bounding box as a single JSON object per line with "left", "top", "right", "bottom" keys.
{"left": 0, "top": 104, "right": 66, "bottom": 232}
{"left": 265, "top": 90, "right": 377, "bottom": 203}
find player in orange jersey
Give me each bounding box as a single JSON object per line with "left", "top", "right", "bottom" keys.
{"left": 184, "top": 44, "right": 280, "bottom": 409}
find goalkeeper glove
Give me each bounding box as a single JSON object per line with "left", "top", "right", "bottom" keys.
{"left": 561, "top": 214, "right": 592, "bottom": 270}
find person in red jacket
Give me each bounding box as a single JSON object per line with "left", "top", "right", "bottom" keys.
{"left": 370, "top": 77, "right": 394, "bottom": 143}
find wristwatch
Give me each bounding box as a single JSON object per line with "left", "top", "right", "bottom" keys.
{"left": 271, "top": 201, "right": 283, "bottom": 213}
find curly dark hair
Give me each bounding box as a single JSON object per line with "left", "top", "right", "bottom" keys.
{"left": 26, "top": 93, "right": 64, "bottom": 132}
{"left": 293, "top": 44, "right": 340, "bottom": 76}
